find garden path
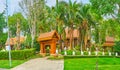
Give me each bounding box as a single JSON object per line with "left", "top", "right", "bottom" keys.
{"left": 11, "top": 57, "right": 64, "bottom": 70}
{"left": 0, "top": 68, "right": 6, "bottom": 70}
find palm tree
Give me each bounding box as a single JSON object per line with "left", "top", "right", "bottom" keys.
{"left": 62, "top": 0, "right": 80, "bottom": 50}
{"left": 55, "top": 0, "right": 68, "bottom": 51}
{"left": 77, "top": 4, "right": 95, "bottom": 51}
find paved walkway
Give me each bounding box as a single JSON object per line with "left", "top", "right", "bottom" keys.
{"left": 0, "top": 68, "right": 6, "bottom": 70}
{"left": 11, "top": 58, "right": 64, "bottom": 70}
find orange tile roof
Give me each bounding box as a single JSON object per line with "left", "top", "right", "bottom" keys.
{"left": 103, "top": 36, "right": 114, "bottom": 47}
{"left": 5, "top": 37, "right": 25, "bottom": 46}
{"left": 38, "top": 30, "right": 59, "bottom": 41}
{"left": 65, "top": 28, "right": 79, "bottom": 39}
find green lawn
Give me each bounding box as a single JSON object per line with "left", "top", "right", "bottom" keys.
{"left": 0, "top": 60, "right": 26, "bottom": 69}
{"left": 64, "top": 57, "right": 120, "bottom": 70}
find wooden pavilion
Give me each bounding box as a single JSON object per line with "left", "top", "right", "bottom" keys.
{"left": 65, "top": 28, "right": 90, "bottom": 50}
{"left": 37, "top": 30, "right": 59, "bottom": 55}
{"left": 65, "top": 28, "right": 79, "bottom": 48}
{"left": 103, "top": 36, "right": 115, "bottom": 51}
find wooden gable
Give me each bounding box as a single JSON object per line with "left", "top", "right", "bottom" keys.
{"left": 38, "top": 30, "right": 59, "bottom": 42}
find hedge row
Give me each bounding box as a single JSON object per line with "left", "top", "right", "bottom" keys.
{"left": 61, "top": 50, "right": 113, "bottom": 56}
{"left": 0, "top": 48, "right": 35, "bottom": 60}
{"left": 64, "top": 55, "right": 120, "bottom": 59}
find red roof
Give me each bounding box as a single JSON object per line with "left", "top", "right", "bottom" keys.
{"left": 103, "top": 36, "right": 114, "bottom": 47}
{"left": 65, "top": 28, "right": 79, "bottom": 39}
{"left": 5, "top": 37, "right": 25, "bottom": 46}
{"left": 38, "top": 30, "right": 59, "bottom": 41}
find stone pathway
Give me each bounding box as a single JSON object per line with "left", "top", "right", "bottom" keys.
{"left": 0, "top": 68, "right": 6, "bottom": 70}
{"left": 11, "top": 58, "right": 64, "bottom": 70}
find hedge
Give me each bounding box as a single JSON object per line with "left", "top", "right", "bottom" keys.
{"left": 61, "top": 50, "right": 112, "bottom": 56}
{"left": 0, "top": 48, "right": 35, "bottom": 60}
{"left": 64, "top": 55, "right": 120, "bottom": 59}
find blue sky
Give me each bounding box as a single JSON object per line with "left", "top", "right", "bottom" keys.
{"left": 0, "top": 0, "right": 89, "bottom": 15}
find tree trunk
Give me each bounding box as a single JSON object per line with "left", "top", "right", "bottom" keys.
{"left": 69, "top": 26, "right": 73, "bottom": 50}
{"left": 16, "top": 19, "right": 20, "bottom": 50}
{"left": 59, "top": 34, "right": 62, "bottom": 51}
{"left": 31, "top": 20, "right": 36, "bottom": 48}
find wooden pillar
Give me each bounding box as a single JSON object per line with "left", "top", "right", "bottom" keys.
{"left": 40, "top": 42, "right": 44, "bottom": 53}
{"left": 50, "top": 39, "right": 56, "bottom": 55}
{"left": 40, "top": 42, "right": 46, "bottom": 56}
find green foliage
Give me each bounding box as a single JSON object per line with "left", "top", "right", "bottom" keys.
{"left": 90, "top": 0, "right": 117, "bottom": 15}
{"left": 113, "top": 41, "right": 120, "bottom": 53}
{"left": 22, "top": 35, "right": 31, "bottom": 49}
{"left": 33, "top": 37, "right": 40, "bottom": 52}
{"left": 61, "top": 50, "right": 73, "bottom": 55}
{"left": 91, "top": 45, "right": 95, "bottom": 52}
{"left": 0, "top": 48, "right": 35, "bottom": 60}
{"left": 64, "top": 56, "right": 116, "bottom": 59}
{"left": 0, "top": 33, "right": 7, "bottom": 49}
{"left": 0, "top": 12, "right": 6, "bottom": 33}
{"left": 8, "top": 13, "right": 28, "bottom": 36}
{"left": 66, "top": 50, "right": 73, "bottom": 55}
{"left": 61, "top": 50, "right": 110, "bottom": 56}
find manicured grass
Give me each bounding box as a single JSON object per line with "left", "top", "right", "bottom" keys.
{"left": 64, "top": 57, "right": 120, "bottom": 70}
{"left": 0, "top": 60, "right": 26, "bottom": 69}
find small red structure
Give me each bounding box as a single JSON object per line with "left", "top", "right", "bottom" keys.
{"left": 37, "top": 30, "right": 59, "bottom": 55}
{"left": 65, "top": 28, "right": 79, "bottom": 48}
{"left": 103, "top": 36, "right": 114, "bottom": 47}
{"left": 103, "top": 36, "right": 115, "bottom": 51}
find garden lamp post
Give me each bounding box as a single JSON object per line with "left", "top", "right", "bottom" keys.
{"left": 6, "top": 0, "right": 12, "bottom": 67}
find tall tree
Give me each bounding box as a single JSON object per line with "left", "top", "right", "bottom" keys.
{"left": 61, "top": 0, "right": 80, "bottom": 50}
{"left": 90, "top": 0, "right": 120, "bottom": 23}
{"left": 90, "top": 0, "right": 120, "bottom": 43}
{"left": 0, "top": 12, "right": 6, "bottom": 33}
{"left": 0, "top": 12, "right": 7, "bottom": 48}
{"left": 8, "top": 13, "right": 27, "bottom": 37}
{"left": 19, "top": 0, "right": 45, "bottom": 48}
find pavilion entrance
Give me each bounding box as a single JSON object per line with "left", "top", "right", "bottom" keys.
{"left": 37, "top": 30, "right": 59, "bottom": 55}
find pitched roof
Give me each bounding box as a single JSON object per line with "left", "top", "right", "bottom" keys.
{"left": 38, "top": 30, "right": 59, "bottom": 41}
{"left": 5, "top": 37, "right": 25, "bottom": 46}
{"left": 65, "top": 28, "right": 79, "bottom": 39}
{"left": 103, "top": 36, "right": 114, "bottom": 47}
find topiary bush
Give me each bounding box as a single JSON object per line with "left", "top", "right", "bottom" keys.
{"left": 0, "top": 48, "right": 35, "bottom": 60}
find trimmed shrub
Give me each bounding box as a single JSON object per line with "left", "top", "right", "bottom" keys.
{"left": 67, "top": 50, "right": 73, "bottom": 55}
{"left": 75, "top": 51, "right": 81, "bottom": 55}
{"left": 61, "top": 50, "right": 73, "bottom": 55}
{"left": 0, "top": 48, "right": 35, "bottom": 60}
{"left": 64, "top": 55, "right": 117, "bottom": 59}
